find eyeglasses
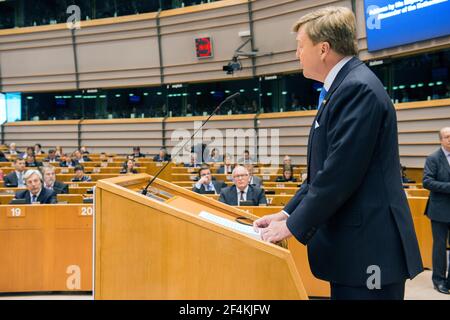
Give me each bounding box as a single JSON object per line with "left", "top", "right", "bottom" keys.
{"left": 200, "top": 173, "right": 211, "bottom": 177}
{"left": 233, "top": 174, "right": 249, "bottom": 179}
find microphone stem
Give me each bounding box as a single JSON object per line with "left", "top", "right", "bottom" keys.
{"left": 141, "top": 102, "right": 224, "bottom": 195}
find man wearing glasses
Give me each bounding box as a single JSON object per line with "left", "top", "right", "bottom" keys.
{"left": 218, "top": 166, "right": 267, "bottom": 206}
{"left": 193, "top": 166, "right": 227, "bottom": 195}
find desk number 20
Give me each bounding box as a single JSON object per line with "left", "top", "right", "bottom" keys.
{"left": 81, "top": 207, "right": 93, "bottom": 216}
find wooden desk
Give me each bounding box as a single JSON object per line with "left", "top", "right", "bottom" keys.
{"left": 0, "top": 204, "right": 93, "bottom": 293}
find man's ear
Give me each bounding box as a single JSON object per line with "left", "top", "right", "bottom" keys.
{"left": 319, "top": 41, "right": 331, "bottom": 61}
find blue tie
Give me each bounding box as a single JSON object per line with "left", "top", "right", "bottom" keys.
{"left": 31, "top": 195, "right": 37, "bottom": 203}
{"left": 317, "top": 87, "right": 328, "bottom": 110}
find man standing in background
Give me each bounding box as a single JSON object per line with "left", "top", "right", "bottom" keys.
{"left": 423, "top": 127, "right": 450, "bottom": 295}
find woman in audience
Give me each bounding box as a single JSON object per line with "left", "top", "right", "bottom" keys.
{"left": 71, "top": 165, "right": 92, "bottom": 182}
{"left": 22, "top": 147, "right": 34, "bottom": 160}
{"left": 26, "top": 154, "right": 43, "bottom": 168}
{"left": 120, "top": 159, "right": 138, "bottom": 174}
{"left": 206, "top": 148, "right": 221, "bottom": 163}
{"left": 276, "top": 166, "right": 297, "bottom": 182}
{"left": 34, "top": 143, "right": 43, "bottom": 155}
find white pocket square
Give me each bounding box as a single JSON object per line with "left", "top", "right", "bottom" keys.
{"left": 315, "top": 121, "right": 320, "bottom": 129}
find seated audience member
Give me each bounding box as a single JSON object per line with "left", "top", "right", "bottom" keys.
{"left": 7, "top": 142, "right": 20, "bottom": 155}
{"left": 218, "top": 165, "right": 267, "bottom": 206}
{"left": 4, "top": 158, "right": 27, "bottom": 187}
{"left": 192, "top": 166, "right": 227, "bottom": 195}
{"left": 22, "top": 147, "right": 35, "bottom": 160}
{"left": 80, "top": 146, "right": 90, "bottom": 154}
{"left": 34, "top": 143, "right": 44, "bottom": 155}
{"left": 120, "top": 159, "right": 138, "bottom": 174}
{"left": 401, "top": 165, "right": 416, "bottom": 184}
{"left": 184, "top": 153, "right": 202, "bottom": 168}
{"left": 71, "top": 165, "right": 92, "bottom": 182}
{"left": 283, "top": 155, "right": 292, "bottom": 167}
{"left": 25, "top": 154, "right": 43, "bottom": 168}
{"left": 206, "top": 148, "right": 222, "bottom": 163}
{"left": 276, "top": 166, "right": 297, "bottom": 182}
{"left": 55, "top": 146, "right": 63, "bottom": 157}
{"left": 73, "top": 150, "right": 92, "bottom": 163}
{"left": 244, "top": 163, "right": 263, "bottom": 187}
{"left": 41, "top": 165, "right": 68, "bottom": 194}
{"left": 13, "top": 169, "right": 57, "bottom": 204}
{"left": 238, "top": 150, "right": 256, "bottom": 164}
{"left": 217, "top": 155, "right": 234, "bottom": 174}
{"left": 0, "top": 151, "right": 9, "bottom": 162}
{"left": 59, "top": 153, "right": 79, "bottom": 168}
{"left": 44, "top": 149, "right": 60, "bottom": 163}
{"left": 153, "top": 148, "right": 171, "bottom": 162}
{"left": 132, "top": 146, "right": 146, "bottom": 158}
{"left": 300, "top": 169, "right": 308, "bottom": 183}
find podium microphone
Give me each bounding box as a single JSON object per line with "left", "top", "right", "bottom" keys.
{"left": 141, "top": 92, "right": 240, "bottom": 195}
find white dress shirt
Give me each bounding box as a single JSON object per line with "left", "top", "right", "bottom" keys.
{"left": 236, "top": 185, "right": 249, "bottom": 206}
{"left": 323, "top": 56, "right": 353, "bottom": 91}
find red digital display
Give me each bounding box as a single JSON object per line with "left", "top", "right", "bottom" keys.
{"left": 195, "top": 37, "right": 213, "bottom": 59}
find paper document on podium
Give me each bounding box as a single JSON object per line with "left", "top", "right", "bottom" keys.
{"left": 199, "top": 211, "right": 261, "bottom": 240}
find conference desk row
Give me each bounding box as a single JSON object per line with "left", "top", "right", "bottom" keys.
{"left": 0, "top": 193, "right": 432, "bottom": 299}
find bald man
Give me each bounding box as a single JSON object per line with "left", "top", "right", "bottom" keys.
{"left": 423, "top": 127, "right": 450, "bottom": 294}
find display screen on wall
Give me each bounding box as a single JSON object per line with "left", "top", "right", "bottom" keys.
{"left": 195, "top": 37, "right": 213, "bottom": 59}
{"left": 364, "top": 0, "right": 450, "bottom": 52}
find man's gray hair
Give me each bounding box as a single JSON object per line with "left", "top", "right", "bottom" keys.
{"left": 23, "top": 169, "right": 43, "bottom": 182}
{"left": 41, "top": 165, "right": 55, "bottom": 174}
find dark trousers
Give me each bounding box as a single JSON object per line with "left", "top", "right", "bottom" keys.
{"left": 330, "top": 281, "right": 405, "bottom": 300}
{"left": 431, "top": 220, "right": 450, "bottom": 287}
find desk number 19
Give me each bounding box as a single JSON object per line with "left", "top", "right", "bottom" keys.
{"left": 10, "top": 208, "right": 22, "bottom": 217}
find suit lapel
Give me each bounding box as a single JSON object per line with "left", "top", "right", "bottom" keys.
{"left": 230, "top": 185, "right": 238, "bottom": 206}
{"left": 306, "top": 57, "right": 364, "bottom": 182}
{"left": 438, "top": 149, "right": 450, "bottom": 174}
{"left": 247, "top": 186, "right": 254, "bottom": 204}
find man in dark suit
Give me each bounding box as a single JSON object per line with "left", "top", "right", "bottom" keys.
{"left": 13, "top": 169, "right": 57, "bottom": 204}
{"left": 219, "top": 166, "right": 267, "bottom": 206}
{"left": 4, "top": 158, "right": 27, "bottom": 187}
{"left": 217, "top": 155, "right": 234, "bottom": 174}
{"left": 193, "top": 166, "right": 227, "bottom": 195}
{"left": 423, "top": 127, "right": 450, "bottom": 294}
{"left": 41, "top": 165, "right": 69, "bottom": 194}
{"left": 153, "top": 148, "right": 170, "bottom": 162}
{"left": 254, "top": 7, "right": 422, "bottom": 300}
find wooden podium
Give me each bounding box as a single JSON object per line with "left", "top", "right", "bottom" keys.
{"left": 94, "top": 174, "right": 308, "bottom": 300}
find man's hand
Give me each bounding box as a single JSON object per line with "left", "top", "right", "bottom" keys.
{"left": 198, "top": 176, "right": 208, "bottom": 185}
{"left": 253, "top": 211, "right": 287, "bottom": 232}
{"left": 260, "top": 220, "right": 292, "bottom": 243}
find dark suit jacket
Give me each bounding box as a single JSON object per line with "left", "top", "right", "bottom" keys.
{"left": 423, "top": 148, "right": 450, "bottom": 223}
{"left": 4, "top": 171, "right": 21, "bottom": 187}
{"left": 60, "top": 160, "right": 79, "bottom": 167}
{"left": 153, "top": 155, "right": 170, "bottom": 162}
{"left": 52, "top": 181, "right": 69, "bottom": 194}
{"left": 218, "top": 185, "right": 267, "bottom": 206}
{"left": 14, "top": 188, "right": 57, "bottom": 204}
{"left": 193, "top": 181, "right": 227, "bottom": 195}
{"left": 283, "top": 57, "right": 423, "bottom": 286}
{"left": 217, "top": 165, "right": 234, "bottom": 174}
{"left": 26, "top": 161, "right": 43, "bottom": 167}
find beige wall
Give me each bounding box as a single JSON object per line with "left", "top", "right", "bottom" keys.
{"left": 3, "top": 99, "right": 449, "bottom": 168}
{"left": 0, "top": 0, "right": 448, "bottom": 92}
